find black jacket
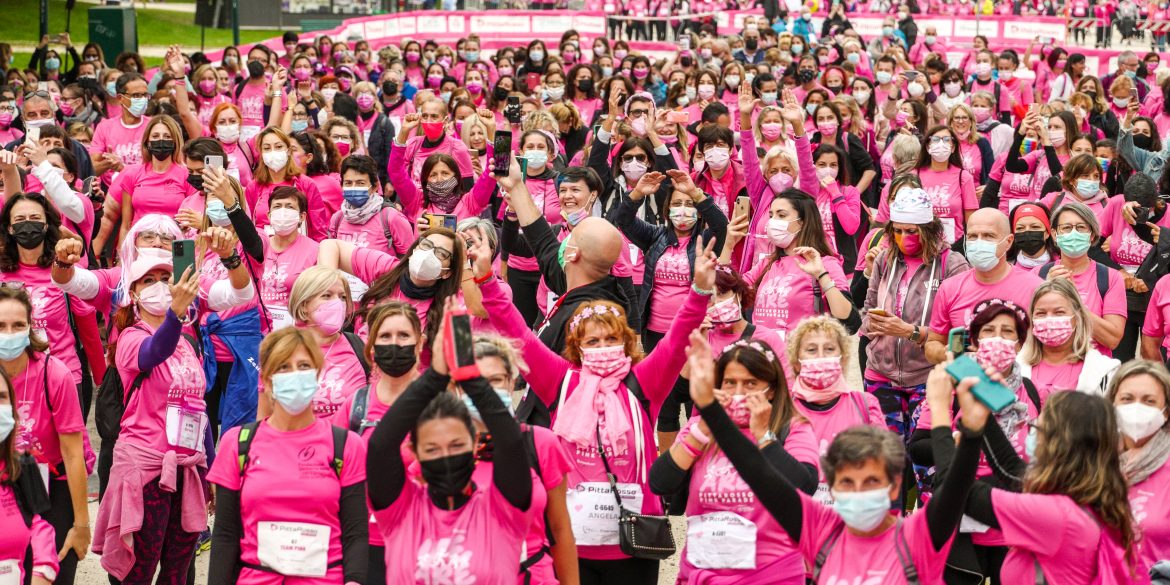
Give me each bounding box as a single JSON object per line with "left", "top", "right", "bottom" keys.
{"left": 360, "top": 110, "right": 397, "bottom": 186}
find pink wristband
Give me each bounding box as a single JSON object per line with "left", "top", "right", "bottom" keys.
{"left": 680, "top": 440, "right": 702, "bottom": 458}
{"left": 689, "top": 422, "right": 710, "bottom": 445}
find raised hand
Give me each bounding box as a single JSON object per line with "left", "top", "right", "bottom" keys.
{"left": 630, "top": 171, "right": 666, "bottom": 201}
{"left": 169, "top": 266, "right": 200, "bottom": 316}
{"left": 686, "top": 330, "right": 716, "bottom": 407}
{"left": 791, "top": 246, "right": 826, "bottom": 277}
{"left": 692, "top": 235, "right": 718, "bottom": 292}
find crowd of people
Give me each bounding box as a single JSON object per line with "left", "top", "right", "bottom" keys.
{"left": 1, "top": 5, "right": 1170, "bottom": 585}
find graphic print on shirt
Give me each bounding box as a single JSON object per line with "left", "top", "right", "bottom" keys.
{"left": 26, "top": 285, "right": 52, "bottom": 345}
{"left": 15, "top": 398, "right": 40, "bottom": 456}
{"left": 239, "top": 95, "right": 264, "bottom": 125}
{"left": 754, "top": 276, "right": 794, "bottom": 340}
{"left": 261, "top": 261, "right": 290, "bottom": 305}
{"left": 341, "top": 229, "right": 370, "bottom": 249}
{"left": 314, "top": 365, "right": 346, "bottom": 417}
{"left": 655, "top": 246, "right": 691, "bottom": 284}
{"left": 697, "top": 452, "right": 754, "bottom": 508}
{"left": 415, "top": 531, "right": 477, "bottom": 585}
{"left": 113, "top": 141, "right": 143, "bottom": 169}
{"left": 1113, "top": 229, "right": 1153, "bottom": 267}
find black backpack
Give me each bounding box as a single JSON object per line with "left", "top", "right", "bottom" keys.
{"left": 95, "top": 330, "right": 198, "bottom": 443}
{"left": 237, "top": 420, "right": 347, "bottom": 479}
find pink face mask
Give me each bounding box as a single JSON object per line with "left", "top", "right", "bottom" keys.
{"left": 293, "top": 68, "right": 313, "bottom": 81}
{"left": 312, "top": 298, "right": 347, "bottom": 336}
{"left": 975, "top": 336, "right": 1018, "bottom": 372}
{"left": 356, "top": 94, "right": 376, "bottom": 109}
{"left": 972, "top": 106, "right": 992, "bottom": 123}
{"left": 817, "top": 121, "right": 839, "bottom": 136}
{"left": 761, "top": 122, "right": 783, "bottom": 141}
{"left": 768, "top": 171, "right": 794, "bottom": 193}
{"left": 199, "top": 79, "right": 218, "bottom": 95}
{"left": 707, "top": 297, "right": 742, "bottom": 326}
{"left": 724, "top": 394, "right": 752, "bottom": 427}
{"left": 467, "top": 80, "right": 484, "bottom": 93}
{"left": 798, "top": 357, "right": 843, "bottom": 390}
{"left": 815, "top": 165, "right": 838, "bottom": 181}
{"left": 335, "top": 141, "right": 351, "bottom": 157}
{"left": 894, "top": 111, "right": 910, "bottom": 127}
{"left": 630, "top": 117, "right": 648, "bottom": 136}
{"left": 0, "top": 112, "right": 12, "bottom": 128}
{"left": 1033, "top": 316, "right": 1074, "bottom": 347}
{"left": 766, "top": 218, "right": 797, "bottom": 247}
{"left": 580, "top": 345, "right": 631, "bottom": 377}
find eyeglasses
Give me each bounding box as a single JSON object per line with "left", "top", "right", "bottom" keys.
{"left": 23, "top": 90, "right": 52, "bottom": 100}
{"left": 628, "top": 109, "right": 650, "bottom": 118}
{"left": 621, "top": 154, "right": 648, "bottom": 163}
{"left": 1055, "top": 223, "right": 1091, "bottom": 235}
{"left": 951, "top": 115, "right": 971, "bottom": 122}
{"left": 928, "top": 136, "right": 954, "bottom": 145}
{"left": 123, "top": 92, "right": 151, "bottom": 99}
{"left": 417, "top": 238, "right": 453, "bottom": 262}
{"left": 329, "top": 134, "right": 351, "bottom": 142}
{"left": 137, "top": 230, "right": 176, "bottom": 245}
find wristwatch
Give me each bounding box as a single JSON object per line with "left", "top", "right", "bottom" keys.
{"left": 909, "top": 326, "right": 922, "bottom": 343}
{"left": 758, "top": 430, "right": 777, "bottom": 446}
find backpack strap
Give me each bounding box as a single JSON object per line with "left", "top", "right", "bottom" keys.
{"left": 379, "top": 204, "right": 395, "bottom": 254}
{"left": 622, "top": 370, "right": 651, "bottom": 416}
{"left": 330, "top": 212, "right": 342, "bottom": 239}
{"left": 330, "top": 424, "right": 347, "bottom": 479}
{"left": 521, "top": 425, "right": 542, "bottom": 478}
{"left": 1022, "top": 377, "right": 1043, "bottom": 412}
{"left": 739, "top": 322, "right": 757, "bottom": 340}
{"left": 1094, "top": 262, "right": 1109, "bottom": 300}
{"left": 812, "top": 523, "right": 846, "bottom": 581}
{"left": 343, "top": 331, "right": 371, "bottom": 380}
{"left": 1038, "top": 262, "right": 1054, "bottom": 280}
{"left": 348, "top": 385, "right": 370, "bottom": 434}
{"left": 895, "top": 519, "right": 922, "bottom": 584}
{"left": 236, "top": 421, "right": 262, "bottom": 476}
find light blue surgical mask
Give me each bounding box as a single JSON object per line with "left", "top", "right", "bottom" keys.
{"left": 847, "top": 53, "right": 861, "bottom": 64}
{"left": 601, "top": 66, "right": 614, "bottom": 77}
{"left": 343, "top": 187, "right": 371, "bottom": 207}
{"left": 464, "top": 51, "right": 480, "bottom": 62}
{"left": 461, "top": 388, "right": 514, "bottom": 421}
{"left": 106, "top": 82, "right": 118, "bottom": 97}
{"left": 0, "top": 331, "right": 29, "bottom": 361}
{"left": 439, "top": 91, "right": 452, "bottom": 104}
{"left": 0, "top": 404, "right": 13, "bottom": 443}
{"left": 1055, "top": 231, "right": 1091, "bottom": 257}
{"left": 127, "top": 96, "right": 149, "bottom": 117}
{"left": 290, "top": 119, "right": 309, "bottom": 133}
{"left": 1025, "top": 425, "right": 1038, "bottom": 459}
{"left": 1125, "top": 70, "right": 1137, "bottom": 79}
{"left": 205, "top": 199, "right": 232, "bottom": 226}
{"left": 831, "top": 486, "right": 892, "bottom": 531}
{"left": 965, "top": 238, "right": 1003, "bottom": 272}
{"left": 524, "top": 149, "right": 549, "bottom": 169}
{"left": 45, "top": 57, "right": 61, "bottom": 70}
{"left": 1075, "top": 178, "right": 1100, "bottom": 198}
{"left": 271, "top": 369, "right": 319, "bottom": 415}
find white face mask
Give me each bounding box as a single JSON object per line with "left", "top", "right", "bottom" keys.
{"left": 216, "top": 123, "right": 241, "bottom": 144}
{"left": 269, "top": 207, "right": 301, "bottom": 236}
{"left": 408, "top": 247, "right": 444, "bottom": 281}
{"left": 263, "top": 149, "right": 289, "bottom": 171}
{"left": 1116, "top": 403, "right": 1168, "bottom": 442}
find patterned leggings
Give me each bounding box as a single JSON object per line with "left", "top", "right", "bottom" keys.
{"left": 114, "top": 475, "right": 204, "bottom": 585}
{"left": 864, "top": 378, "right": 928, "bottom": 509}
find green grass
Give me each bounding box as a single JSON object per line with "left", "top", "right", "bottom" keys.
{"left": 4, "top": 0, "right": 281, "bottom": 51}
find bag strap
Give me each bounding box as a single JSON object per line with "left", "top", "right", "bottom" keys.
{"left": 343, "top": 331, "right": 371, "bottom": 379}
{"left": 330, "top": 212, "right": 342, "bottom": 238}
{"left": 595, "top": 425, "right": 626, "bottom": 510}
{"left": 236, "top": 420, "right": 262, "bottom": 476}
{"left": 813, "top": 278, "right": 825, "bottom": 315}
{"left": 812, "top": 522, "right": 846, "bottom": 581}
{"left": 348, "top": 385, "right": 370, "bottom": 434}
{"left": 330, "top": 424, "right": 347, "bottom": 479}
{"left": 379, "top": 204, "right": 395, "bottom": 253}
{"left": 1022, "top": 377, "right": 1043, "bottom": 412}
{"left": 1038, "top": 262, "right": 1054, "bottom": 280}
{"left": 1094, "top": 262, "right": 1109, "bottom": 300}
{"left": 739, "top": 322, "right": 757, "bottom": 340}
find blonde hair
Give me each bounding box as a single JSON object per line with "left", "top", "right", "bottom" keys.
{"left": 473, "top": 333, "right": 530, "bottom": 381}
{"left": 547, "top": 102, "right": 583, "bottom": 131}
{"left": 259, "top": 326, "right": 325, "bottom": 384}
{"left": 521, "top": 109, "right": 560, "bottom": 135}
{"left": 253, "top": 127, "right": 304, "bottom": 184}
{"left": 831, "top": 95, "right": 865, "bottom": 138}
{"left": 288, "top": 266, "right": 353, "bottom": 326}
{"left": 947, "top": 103, "right": 980, "bottom": 145}
{"left": 140, "top": 115, "right": 184, "bottom": 165}
{"left": 751, "top": 105, "right": 787, "bottom": 145}
{"left": 761, "top": 144, "right": 800, "bottom": 188}
{"left": 786, "top": 315, "right": 851, "bottom": 374}
{"left": 890, "top": 133, "right": 923, "bottom": 175}
{"left": 460, "top": 114, "right": 493, "bottom": 150}
{"left": 1021, "top": 279, "right": 1093, "bottom": 366}
{"left": 353, "top": 80, "right": 380, "bottom": 112}
{"left": 322, "top": 117, "right": 363, "bottom": 152}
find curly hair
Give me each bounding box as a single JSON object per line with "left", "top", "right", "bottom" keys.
{"left": 561, "top": 300, "right": 644, "bottom": 366}
{"left": 785, "top": 315, "right": 850, "bottom": 376}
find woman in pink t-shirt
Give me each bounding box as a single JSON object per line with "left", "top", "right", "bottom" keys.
{"left": 92, "top": 252, "right": 209, "bottom": 583}
{"left": 207, "top": 104, "right": 254, "bottom": 188}
{"left": 207, "top": 326, "right": 368, "bottom": 585}
{"left": 246, "top": 127, "right": 329, "bottom": 241}
{"left": 913, "top": 126, "right": 977, "bottom": 244}
{"left": 1019, "top": 279, "right": 1120, "bottom": 401}
{"left": 720, "top": 190, "right": 858, "bottom": 343}
{"left": 292, "top": 132, "right": 344, "bottom": 220}
{"left": 258, "top": 186, "right": 320, "bottom": 332}
{"left": 365, "top": 317, "right": 533, "bottom": 584}
{"left": 1038, "top": 154, "right": 1110, "bottom": 224}
{"left": 705, "top": 268, "right": 788, "bottom": 369}
{"left": 388, "top": 115, "right": 495, "bottom": 225}
{"left": 649, "top": 340, "right": 819, "bottom": 584}
{"left": 0, "top": 385, "right": 60, "bottom": 585}
{"left": 103, "top": 116, "right": 194, "bottom": 248}
{"left": 789, "top": 316, "right": 883, "bottom": 502}
{"left": 688, "top": 332, "right": 985, "bottom": 585}
{"left": 1044, "top": 202, "right": 1127, "bottom": 354}
{"left": 0, "top": 286, "right": 90, "bottom": 584}
{"left": 1105, "top": 361, "right": 1170, "bottom": 576}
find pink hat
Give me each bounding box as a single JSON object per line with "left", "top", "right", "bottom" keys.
{"left": 126, "top": 248, "right": 174, "bottom": 284}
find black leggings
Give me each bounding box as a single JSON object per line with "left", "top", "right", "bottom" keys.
{"left": 1115, "top": 314, "right": 1142, "bottom": 362}
{"left": 508, "top": 268, "right": 543, "bottom": 329}
{"left": 27, "top": 477, "right": 79, "bottom": 585}
{"left": 579, "top": 557, "right": 659, "bottom": 585}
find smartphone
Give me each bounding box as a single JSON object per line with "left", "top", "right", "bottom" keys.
{"left": 525, "top": 72, "right": 542, "bottom": 93}
{"left": 680, "top": 36, "right": 691, "bottom": 50}
{"left": 426, "top": 213, "right": 458, "bottom": 231}
{"left": 204, "top": 155, "right": 224, "bottom": 170}
{"left": 25, "top": 126, "right": 40, "bottom": 144}
{"left": 444, "top": 309, "right": 481, "bottom": 381}
{"left": 947, "top": 327, "right": 969, "bottom": 355}
{"left": 666, "top": 110, "right": 690, "bottom": 124}
{"left": 868, "top": 308, "right": 891, "bottom": 317}
{"left": 904, "top": 71, "right": 919, "bottom": 80}
{"left": 171, "top": 239, "right": 196, "bottom": 284}
{"left": 492, "top": 130, "right": 512, "bottom": 176}
{"left": 945, "top": 354, "right": 1018, "bottom": 413}
{"left": 733, "top": 195, "right": 751, "bottom": 221}
{"left": 505, "top": 96, "right": 522, "bottom": 124}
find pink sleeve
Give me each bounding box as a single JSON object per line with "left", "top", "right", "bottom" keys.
{"left": 107, "top": 166, "right": 134, "bottom": 204}
{"left": 451, "top": 141, "right": 476, "bottom": 179}
{"left": 340, "top": 430, "right": 368, "bottom": 487}
{"left": 48, "top": 359, "right": 85, "bottom": 434}
{"left": 991, "top": 490, "right": 1075, "bottom": 556}
{"left": 915, "top": 398, "right": 934, "bottom": 430}
{"left": 876, "top": 184, "right": 892, "bottom": 223}
{"left": 863, "top": 392, "right": 884, "bottom": 426}
{"left": 929, "top": 280, "right": 956, "bottom": 335}
{"left": 828, "top": 184, "right": 862, "bottom": 234}
{"left": 1023, "top": 149, "right": 1044, "bottom": 173}
{"left": 740, "top": 130, "right": 767, "bottom": 200}
{"left": 989, "top": 157, "right": 1006, "bottom": 182}
{"left": 205, "top": 426, "right": 243, "bottom": 490}
{"left": 534, "top": 428, "right": 572, "bottom": 492}
{"left": 960, "top": 169, "right": 978, "bottom": 211}
{"left": 384, "top": 209, "right": 416, "bottom": 256}
{"left": 743, "top": 259, "right": 767, "bottom": 288}
{"left": 783, "top": 420, "right": 820, "bottom": 467}
{"left": 457, "top": 170, "right": 497, "bottom": 219}
{"left": 299, "top": 177, "right": 330, "bottom": 242}
{"left": 1100, "top": 197, "right": 1121, "bottom": 239}
{"left": 388, "top": 143, "right": 424, "bottom": 219}
{"left": 29, "top": 514, "right": 59, "bottom": 577}
{"left": 330, "top": 392, "right": 356, "bottom": 428}
{"left": 1102, "top": 268, "right": 1127, "bottom": 317}
{"left": 1143, "top": 285, "right": 1166, "bottom": 336}
{"left": 794, "top": 134, "right": 819, "bottom": 193}
{"left": 244, "top": 181, "right": 261, "bottom": 213}
{"left": 88, "top": 124, "right": 108, "bottom": 159}
{"left": 351, "top": 247, "right": 400, "bottom": 282}
{"left": 824, "top": 257, "right": 848, "bottom": 290}
{"left": 478, "top": 278, "right": 568, "bottom": 404}
{"left": 632, "top": 290, "right": 710, "bottom": 404}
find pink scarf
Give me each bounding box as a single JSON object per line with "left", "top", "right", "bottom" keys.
{"left": 791, "top": 377, "right": 852, "bottom": 404}
{"left": 552, "top": 360, "right": 634, "bottom": 452}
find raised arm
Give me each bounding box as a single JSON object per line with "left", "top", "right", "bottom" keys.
{"left": 366, "top": 367, "right": 450, "bottom": 510}
{"left": 138, "top": 268, "right": 199, "bottom": 371}
{"left": 613, "top": 172, "right": 669, "bottom": 251}
{"left": 461, "top": 375, "right": 531, "bottom": 510}
{"left": 23, "top": 147, "right": 85, "bottom": 223}
{"left": 389, "top": 116, "right": 425, "bottom": 218}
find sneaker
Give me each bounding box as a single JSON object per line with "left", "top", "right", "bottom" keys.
{"left": 194, "top": 529, "right": 212, "bottom": 556}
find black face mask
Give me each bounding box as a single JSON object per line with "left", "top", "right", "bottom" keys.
{"left": 147, "top": 140, "right": 175, "bottom": 161}
{"left": 247, "top": 60, "right": 266, "bottom": 79}
{"left": 186, "top": 174, "right": 204, "bottom": 191}
{"left": 680, "top": 55, "right": 694, "bottom": 67}
{"left": 826, "top": 83, "right": 843, "bottom": 93}
{"left": 797, "top": 69, "right": 817, "bottom": 84}
{"left": 492, "top": 85, "right": 509, "bottom": 102}
{"left": 419, "top": 451, "right": 476, "bottom": 499}
{"left": 373, "top": 343, "right": 418, "bottom": 377}
{"left": 577, "top": 78, "right": 594, "bottom": 93}
{"left": 1014, "top": 230, "right": 1047, "bottom": 255}
{"left": 1133, "top": 135, "right": 1153, "bottom": 150}
{"left": 1084, "top": 91, "right": 1098, "bottom": 102}
{"left": 382, "top": 80, "right": 398, "bottom": 96}
{"left": 744, "top": 38, "right": 759, "bottom": 51}
{"left": 10, "top": 221, "right": 46, "bottom": 250}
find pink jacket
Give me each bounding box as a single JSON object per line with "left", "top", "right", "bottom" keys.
{"left": 387, "top": 142, "right": 497, "bottom": 223}
{"left": 93, "top": 440, "right": 208, "bottom": 580}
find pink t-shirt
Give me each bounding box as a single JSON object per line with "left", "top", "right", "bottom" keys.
{"left": 648, "top": 236, "right": 691, "bottom": 333}
{"left": 373, "top": 468, "right": 532, "bottom": 584}
{"left": 1099, "top": 196, "right": 1170, "bottom": 271}
{"left": 313, "top": 336, "right": 370, "bottom": 418}
{"left": 794, "top": 393, "right": 883, "bottom": 488}
{"left": 330, "top": 207, "right": 414, "bottom": 258}
{"left": 259, "top": 235, "right": 320, "bottom": 327}
{"left": 114, "top": 321, "right": 207, "bottom": 453}
{"left": 236, "top": 82, "right": 271, "bottom": 135}
{"left": 206, "top": 419, "right": 367, "bottom": 585}
{"left": 799, "top": 497, "right": 952, "bottom": 583}
{"left": 195, "top": 94, "right": 232, "bottom": 128}
{"left": 109, "top": 162, "right": 196, "bottom": 224}
{"left": 1038, "top": 191, "right": 1109, "bottom": 227}
{"left": 0, "top": 474, "right": 58, "bottom": 583}
{"left": 309, "top": 172, "right": 344, "bottom": 220}
{"left": 929, "top": 267, "right": 1042, "bottom": 337}
{"left": 11, "top": 353, "right": 86, "bottom": 470}
{"left": 675, "top": 417, "right": 819, "bottom": 584}
{"left": 994, "top": 490, "right": 1122, "bottom": 583}
{"left": 1130, "top": 458, "right": 1170, "bottom": 574}
{"left": 745, "top": 255, "right": 849, "bottom": 342}
{"left": 1065, "top": 262, "right": 1126, "bottom": 355}
{"left": 89, "top": 115, "right": 149, "bottom": 185}
{"left": 3, "top": 264, "right": 83, "bottom": 383}
{"left": 1143, "top": 275, "right": 1170, "bottom": 350}
{"left": 916, "top": 166, "right": 977, "bottom": 243}
{"left": 1029, "top": 360, "right": 1085, "bottom": 401}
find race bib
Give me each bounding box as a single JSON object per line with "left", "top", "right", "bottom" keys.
{"left": 256, "top": 521, "right": 331, "bottom": 577}
{"left": 268, "top": 305, "right": 295, "bottom": 331}
{"left": 343, "top": 273, "right": 369, "bottom": 303}
{"left": 1008, "top": 198, "right": 1027, "bottom": 213}
{"left": 629, "top": 243, "right": 639, "bottom": 265}
{"left": 686, "top": 511, "right": 758, "bottom": 569}
{"left": 0, "top": 560, "right": 17, "bottom": 585}
{"left": 165, "top": 397, "right": 208, "bottom": 453}
{"left": 547, "top": 291, "right": 559, "bottom": 311}
{"left": 813, "top": 482, "right": 834, "bottom": 505}
{"left": 940, "top": 217, "right": 957, "bottom": 244}
{"left": 566, "top": 482, "right": 644, "bottom": 546}
{"left": 960, "top": 514, "right": 991, "bottom": 534}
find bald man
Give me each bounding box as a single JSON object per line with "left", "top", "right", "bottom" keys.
{"left": 924, "top": 208, "right": 1043, "bottom": 363}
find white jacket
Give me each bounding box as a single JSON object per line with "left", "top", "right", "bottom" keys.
{"left": 1019, "top": 348, "right": 1120, "bottom": 396}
